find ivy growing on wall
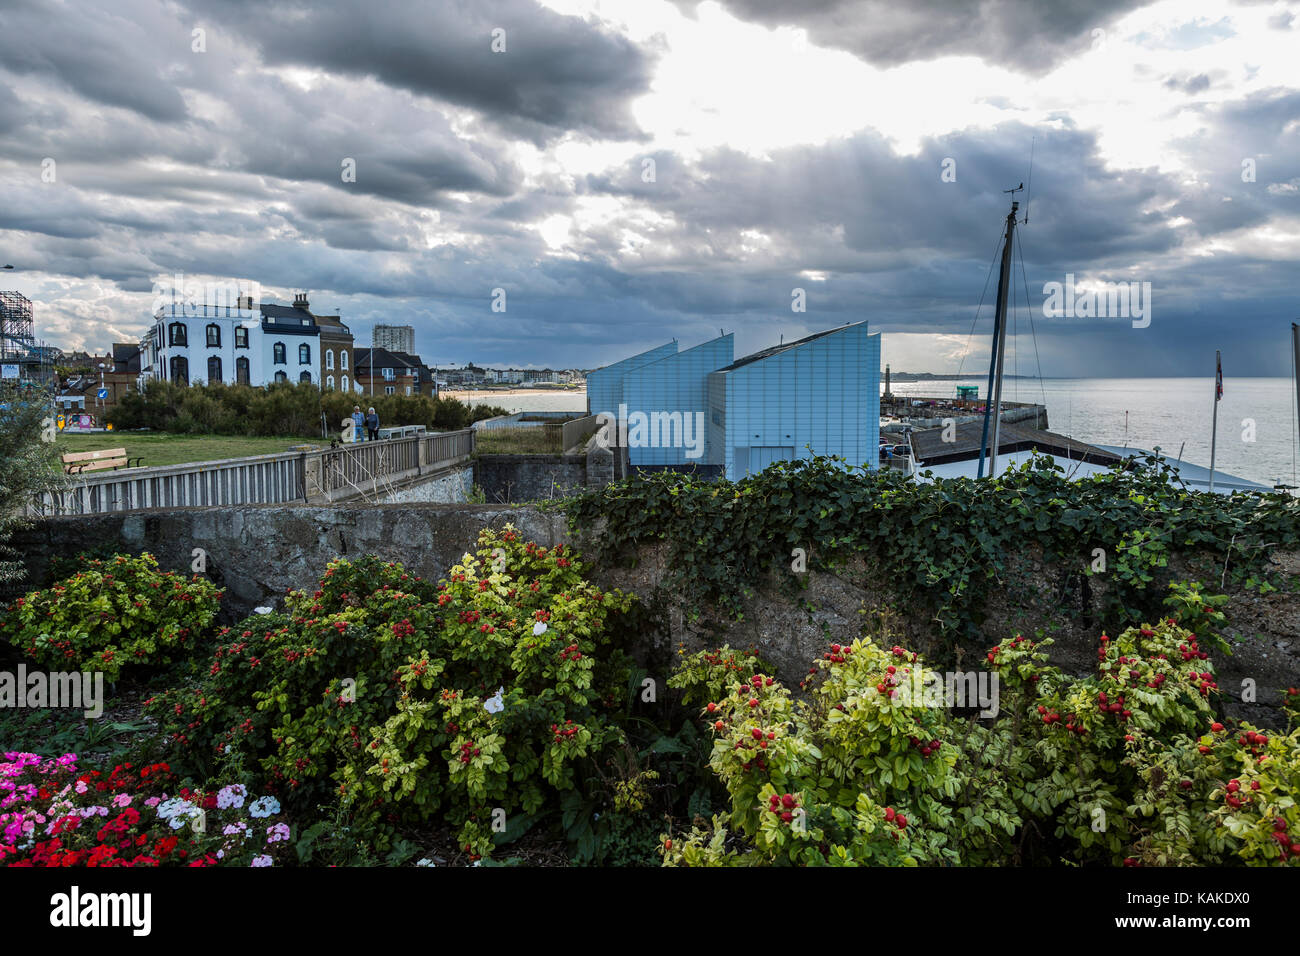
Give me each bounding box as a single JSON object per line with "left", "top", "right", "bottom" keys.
{"left": 565, "top": 454, "right": 1300, "bottom": 644}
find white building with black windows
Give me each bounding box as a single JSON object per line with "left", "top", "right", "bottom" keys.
{"left": 141, "top": 294, "right": 322, "bottom": 388}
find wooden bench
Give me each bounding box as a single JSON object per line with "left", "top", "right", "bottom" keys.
{"left": 61, "top": 448, "right": 144, "bottom": 475}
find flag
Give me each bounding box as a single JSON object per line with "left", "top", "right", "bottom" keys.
{"left": 1215, "top": 353, "right": 1223, "bottom": 401}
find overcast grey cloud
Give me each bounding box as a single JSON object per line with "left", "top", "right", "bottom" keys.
{"left": 0, "top": 0, "right": 1298, "bottom": 377}
{"left": 183, "top": 0, "right": 654, "bottom": 142}
{"left": 0, "top": 0, "right": 191, "bottom": 121}
{"left": 672, "top": 0, "right": 1151, "bottom": 74}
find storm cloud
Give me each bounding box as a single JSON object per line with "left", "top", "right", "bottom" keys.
{"left": 0, "top": 0, "right": 1297, "bottom": 376}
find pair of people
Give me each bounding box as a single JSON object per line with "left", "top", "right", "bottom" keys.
{"left": 351, "top": 405, "right": 380, "bottom": 442}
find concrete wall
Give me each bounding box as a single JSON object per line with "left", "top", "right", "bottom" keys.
{"left": 377, "top": 464, "right": 473, "bottom": 504}
{"left": 562, "top": 414, "right": 602, "bottom": 453}
{"left": 475, "top": 410, "right": 584, "bottom": 431}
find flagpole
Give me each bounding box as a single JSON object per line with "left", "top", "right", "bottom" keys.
{"left": 1208, "top": 349, "right": 1220, "bottom": 494}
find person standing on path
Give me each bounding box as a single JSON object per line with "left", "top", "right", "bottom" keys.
{"left": 352, "top": 405, "right": 365, "bottom": 442}
{"left": 366, "top": 406, "right": 380, "bottom": 441}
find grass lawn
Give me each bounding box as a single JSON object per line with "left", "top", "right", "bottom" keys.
{"left": 475, "top": 427, "right": 562, "bottom": 455}
{"left": 53, "top": 432, "right": 330, "bottom": 469}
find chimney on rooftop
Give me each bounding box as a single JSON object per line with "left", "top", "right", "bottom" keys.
{"left": 293, "top": 292, "right": 309, "bottom": 311}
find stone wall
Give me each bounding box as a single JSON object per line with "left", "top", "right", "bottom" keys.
{"left": 9, "top": 503, "right": 1299, "bottom": 727}
{"left": 473, "top": 455, "right": 587, "bottom": 503}
{"left": 10, "top": 505, "right": 566, "bottom": 620}
{"left": 585, "top": 540, "right": 1300, "bottom": 727}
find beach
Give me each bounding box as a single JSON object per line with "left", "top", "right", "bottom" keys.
{"left": 442, "top": 388, "right": 587, "bottom": 414}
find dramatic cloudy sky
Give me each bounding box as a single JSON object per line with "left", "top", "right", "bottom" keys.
{"left": 2, "top": 0, "right": 1298, "bottom": 374}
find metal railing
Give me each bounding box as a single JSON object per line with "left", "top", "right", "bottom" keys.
{"left": 319, "top": 435, "right": 421, "bottom": 494}
{"left": 420, "top": 428, "right": 474, "bottom": 470}
{"left": 31, "top": 428, "right": 475, "bottom": 515}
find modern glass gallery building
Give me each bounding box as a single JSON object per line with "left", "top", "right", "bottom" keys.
{"left": 587, "top": 321, "right": 880, "bottom": 480}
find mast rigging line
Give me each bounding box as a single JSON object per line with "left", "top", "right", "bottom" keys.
{"left": 954, "top": 228, "right": 1011, "bottom": 393}
{"left": 1024, "top": 135, "right": 1035, "bottom": 225}
{"left": 1013, "top": 228, "right": 1049, "bottom": 413}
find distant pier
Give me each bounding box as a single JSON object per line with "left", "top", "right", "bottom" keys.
{"left": 880, "top": 395, "right": 1048, "bottom": 432}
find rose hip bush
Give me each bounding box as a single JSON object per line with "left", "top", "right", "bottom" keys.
{"left": 1124, "top": 686, "right": 1300, "bottom": 866}
{"left": 145, "top": 554, "right": 442, "bottom": 811}
{"left": 662, "top": 617, "right": 1298, "bottom": 867}
{"left": 666, "top": 644, "right": 771, "bottom": 709}
{"left": 147, "top": 526, "right": 639, "bottom": 861}
{"left": 0, "top": 553, "right": 222, "bottom": 680}
{"left": 0, "top": 752, "right": 292, "bottom": 867}
{"left": 665, "top": 638, "right": 989, "bottom": 866}
{"left": 344, "top": 526, "right": 638, "bottom": 860}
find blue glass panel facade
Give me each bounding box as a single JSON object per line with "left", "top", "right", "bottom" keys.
{"left": 586, "top": 342, "right": 677, "bottom": 418}
{"left": 595, "top": 323, "right": 880, "bottom": 482}
{"left": 712, "top": 323, "right": 879, "bottom": 480}
{"left": 622, "top": 335, "right": 733, "bottom": 466}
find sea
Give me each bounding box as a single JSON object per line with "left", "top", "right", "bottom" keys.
{"left": 474, "top": 378, "right": 1300, "bottom": 489}
{"left": 888, "top": 377, "right": 1299, "bottom": 489}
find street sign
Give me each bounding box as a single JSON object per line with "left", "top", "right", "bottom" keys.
{"left": 97, "top": 388, "right": 108, "bottom": 400}
{"left": 1, "top": 364, "right": 18, "bottom": 380}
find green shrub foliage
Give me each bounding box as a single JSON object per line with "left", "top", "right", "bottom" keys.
{"left": 1, "top": 553, "right": 222, "bottom": 680}
{"left": 0, "top": 382, "right": 63, "bottom": 584}
{"left": 662, "top": 615, "right": 1300, "bottom": 867}
{"left": 147, "top": 527, "right": 638, "bottom": 860}
{"left": 109, "top": 379, "right": 506, "bottom": 436}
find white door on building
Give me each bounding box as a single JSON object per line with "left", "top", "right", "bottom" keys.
{"left": 749, "top": 446, "right": 794, "bottom": 474}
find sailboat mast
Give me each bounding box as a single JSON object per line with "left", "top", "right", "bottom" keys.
{"left": 979, "top": 200, "right": 1019, "bottom": 478}
{"left": 1292, "top": 323, "right": 1300, "bottom": 462}
{"left": 1209, "top": 350, "right": 1221, "bottom": 494}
